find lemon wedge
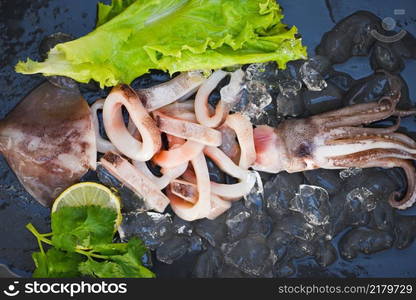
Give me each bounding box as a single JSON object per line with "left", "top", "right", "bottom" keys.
{"left": 51, "top": 182, "right": 122, "bottom": 228}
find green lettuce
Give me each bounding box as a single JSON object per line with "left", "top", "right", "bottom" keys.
{"left": 16, "top": 0, "right": 306, "bottom": 88}
{"left": 96, "top": 0, "right": 138, "bottom": 26}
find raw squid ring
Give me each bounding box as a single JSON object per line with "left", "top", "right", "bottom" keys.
{"left": 90, "top": 99, "right": 118, "bottom": 153}
{"left": 194, "top": 70, "right": 229, "bottom": 128}
{"left": 133, "top": 160, "right": 187, "bottom": 190}
{"left": 153, "top": 140, "right": 205, "bottom": 169}
{"left": 170, "top": 179, "right": 199, "bottom": 203}
{"left": 153, "top": 110, "right": 222, "bottom": 147}
{"left": 168, "top": 152, "right": 212, "bottom": 221}
{"left": 103, "top": 84, "right": 161, "bottom": 161}
{"left": 223, "top": 113, "right": 256, "bottom": 169}
{"left": 204, "top": 146, "right": 256, "bottom": 199}
{"left": 194, "top": 69, "right": 245, "bottom": 128}
{"left": 100, "top": 151, "right": 170, "bottom": 213}
{"left": 173, "top": 169, "right": 231, "bottom": 220}
{"left": 137, "top": 71, "right": 206, "bottom": 112}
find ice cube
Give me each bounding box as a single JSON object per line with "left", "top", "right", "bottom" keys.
{"left": 304, "top": 169, "right": 342, "bottom": 196}
{"left": 188, "top": 235, "right": 206, "bottom": 253}
{"left": 241, "top": 81, "right": 272, "bottom": 117}
{"left": 248, "top": 212, "right": 273, "bottom": 238}
{"left": 266, "top": 229, "right": 292, "bottom": 262}
{"left": 225, "top": 202, "right": 252, "bottom": 242}
{"left": 300, "top": 59, "right": 328, "bottom": 91}
{"left": 217, "top": 264, "right": 250, "bottom": 278}
{"left": 313, "top": 240, "right": 337, "bottom": 267}
{"left": 289, "top": 184, "right": 330, "bottom": 226}
{"left": 233, "top": 63, "right": 278, "bottom": 122}
{"left": 346, "top": 187, "right": 376, "bottom": 212}
{"left": 275, "top": 89, "right": 305, "bottom": 117}
{"left": 172, "top": 215, "right": 193, "bottom": 236}
{"left": 118, "top": 211, "right": 173, "bottom": 250}
{"left": 275, "top": 261, "right": 296, "bottom": 277}
{"left": 194, "top": 214, "right": 226, "bottom": 247}
{"left": 264, "top": 172, "right": 304, "bottom": 218}
{"left": 244, "top": 171, "right": 264, "bottom": 212}
{"left": 221, "top": 235, "right": 273, "bottom": 277}
{"left": 279, "top": 213, "right": 316, "bottom": 241}
{"left": 339, "top": 167, "right": 363, "bottom": 179}
{"left": 155, "top": 236, "right": 190, "bottom": 264}
{"left": 277, "top": 78, "right": 303, "bottom": 98}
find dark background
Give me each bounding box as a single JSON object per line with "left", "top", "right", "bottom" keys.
{"left": 0, "top": 0, "right": 415, "bottom": 277}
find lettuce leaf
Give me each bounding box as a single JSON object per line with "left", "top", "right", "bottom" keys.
{"left": 97, "top": 0, "right": 138, "bottom": 26}
{"left": 16, "top": 0, "right": 307, "bottom": 88}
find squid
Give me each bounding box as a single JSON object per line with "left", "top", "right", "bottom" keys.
{"left": 0, "top": 82, "right": 96, "bottom": 206}
{"left": 9, "top": 64, "right": 416, "bottom": 221}
{"left": 194, "top": 69, "right": 244, "bottom": 128}
{"left": 253, "top": 81, "right": 416, "bottom": 210}
{"left": 100, "top": 152, "right": 170, "bottom": 212}
{"left": 136, "top": 71, "right": 206, "bottom": 112}
{"left": 102, "top": 84, "right": 161, "bottom": 162}
{"left": 90, "top": 99, "right": 117, "bottom": 153}
{"left": 96, "top": 69, "right": 416, "bottom": 222}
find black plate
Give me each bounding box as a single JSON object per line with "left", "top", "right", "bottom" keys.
{"left": 0, "top": 0, "right": 415, "bottom": 277}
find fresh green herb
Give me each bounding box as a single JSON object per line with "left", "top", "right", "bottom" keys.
{"left": 26, "top": 205, "right": 155, "bottom": 278}
{"left": 78, "top": 238, "right": 155, "bottom": 278}
{"left": 51, "top": 206, "right": 117, "bottom": 251}
{"left": 16, "top": 0, "right": 307, "bottom": 88}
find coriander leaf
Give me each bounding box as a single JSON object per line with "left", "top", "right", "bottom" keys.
{"left": 109, "top": 238, "right": 155, "bottom": 278}
{"left": 31, "top": 252, "right": 49, "bottom": 278}
{"left": 79, "top": 238, "right": 154, "bottom": 278}
{"left": 16, "top": 0, "right": 307, "bottom": 88}
{"left": 32, "top": 248, "right": 84, "bottom": 278}
{"left": 124, "top": 237, "right": 148, "bottom": 260}
{"left": 78, "top": 259, "right": 126, "bottom": 278}
{"left": 51, "top": 206, "right": 116, "bottom": 251}
{"left": 91, "top": 243, "right": 128, "bottom": 256}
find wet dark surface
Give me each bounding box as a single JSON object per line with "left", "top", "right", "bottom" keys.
{"left": 0, "top": 0, "right": 416, "bottom": 277}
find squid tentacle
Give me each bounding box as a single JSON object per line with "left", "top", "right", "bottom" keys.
{"left": 317, "top": 101, "right": 388, "bottom": 119}
{"left": 323, "top": 105, "right": 397, "bottom": 128}
{"left": 323, "top": 135, "right": 416, "bottom": 158}
{"left": 321, "top": 92, "right": 402, "bottom": 128}
{"left": 328, "top": 155, "right": 415, "bottom": 210}
{"left": 329, "top": 149, "right": 416, "bottom": 166}
{"left": 327, "top": 118, "right": 401, "bottom": 140}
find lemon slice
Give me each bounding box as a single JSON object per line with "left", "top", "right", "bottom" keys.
{"left": 51, "top": 182, "right": 122, "bottom": 228}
